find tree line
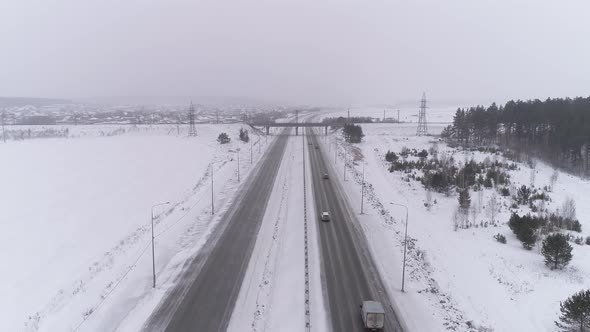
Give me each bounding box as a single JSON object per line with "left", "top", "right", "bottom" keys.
{"left": 442, "top": 96, "right": 590, "bottom": 175}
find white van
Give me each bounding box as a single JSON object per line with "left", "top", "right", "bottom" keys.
{"left": 360, "top": 300, "right": 385, "bottom": 331}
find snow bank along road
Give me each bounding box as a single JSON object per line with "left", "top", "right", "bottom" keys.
{"left": 307, "top": 130, "right": 403, "bottom": 332}
{"left": 144, "top": 130, "right": 289, "bottom": 331}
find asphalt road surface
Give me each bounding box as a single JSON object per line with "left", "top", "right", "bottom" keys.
{"left": 144, "top": 130, "right": 289, "bottom": 332}
{"left": 307, "top": 130, "right": 403, "bottom": 332}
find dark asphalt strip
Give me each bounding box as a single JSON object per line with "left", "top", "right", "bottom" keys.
{"left": 307, "top": 130, "right": 403, "bottom": 332}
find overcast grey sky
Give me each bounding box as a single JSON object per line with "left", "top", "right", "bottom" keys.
{"left": 1, "top": 0, "right": 589, "bottom": 106}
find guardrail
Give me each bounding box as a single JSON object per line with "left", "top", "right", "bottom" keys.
{"left": 302, "top": 130, "right": 311, "bottom": 332}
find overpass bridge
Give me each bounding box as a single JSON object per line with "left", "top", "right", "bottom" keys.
{"left": 248, "top": 122, "right": 332, "bottom": 135}
{"left": 248, "top": 121, "right": 452, "bottom": 135}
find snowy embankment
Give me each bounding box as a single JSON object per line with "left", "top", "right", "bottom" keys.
{"left": 227, "top": 131, "right": 328, "bottom": 332}
{"left": 316, "top": 114, "right": 590, "bottom": 332}
{"left": 0, "top": 124, "right": 271, "bottom": 332}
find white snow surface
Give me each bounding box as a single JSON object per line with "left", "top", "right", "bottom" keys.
{"left": 0, "top": 124, "right": 271, "bottom": 332}
{"left": 314, "top": 117, "right": 590, "bottom": 332}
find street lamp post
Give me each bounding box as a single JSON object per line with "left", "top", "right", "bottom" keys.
{"left": 334, "top": 138, "right": 337, "bottom": 165}
{"left": 343, "top": 148, "right": 347, "bottom": 181}
{"left": 211, "top": 164, "right": 214, "bottom": 215}
{"left": 151, "top": 201, "right": 170, "bottom": 288}
{"left": 390, "top": 202, "right": 409, "bottom": 292}
{"left": 237, "top": 148, "right": 241, "bottom": 182}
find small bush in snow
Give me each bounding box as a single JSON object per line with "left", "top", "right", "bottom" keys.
{"left": 574, "top": 236, "right": 584, "bottom": 246}
{"left": 548, "top": 213, "right": 582, "bottom": 233}
{"left": 494, "top": 233, "right": 507, "bottom": 244}
{"left": 217, "top": 132, "right": 231, "bottom": 144}
{"left": 555, "top": 289, "right": 590, "bottom": 331}
{"left": 586, "top": 236, "right": 590, "bottom": 246}
{"left": 542, "top": 233, "right": 573, "bottom": 270}
{"left": 417, "top": 149, "right": 429, "bottom": 159}
{"left": 500, "top": 187, "right": 511, "bottom": 197}
{"left": 385, "top": 150, "right": 398, "bottom": 162}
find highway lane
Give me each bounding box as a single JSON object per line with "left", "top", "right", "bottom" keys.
{"left": 144, "top": 130, "right": 289, "bottom": 332}
{"left": 307, "top": 130, "right": 403, "bottom": 332}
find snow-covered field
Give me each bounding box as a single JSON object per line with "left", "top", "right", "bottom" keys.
{"left": 316, "top": 117, "right": 590, "bottom": 331}
{"left": 0, "top": 124, "right": 271, "bottom": 332}
{"left": 5, "top": 106, "right": 588, "bottom": 332}
{"left": 321, "top": 105, "right": 457, "bottom": 124}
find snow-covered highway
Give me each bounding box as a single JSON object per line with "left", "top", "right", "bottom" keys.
{"left": 144, "top": 130, "right": 290, "bottom": 331}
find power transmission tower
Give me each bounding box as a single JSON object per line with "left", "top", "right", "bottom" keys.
{"left": 188, "top": 102, "right": 197, "bottom": 136}
{"left": 416, "top": 92, "right": 428, "bottom": 136}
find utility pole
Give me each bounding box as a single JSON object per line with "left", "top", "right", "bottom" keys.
{"left": 383, "top": 109, "right": 385, "bottom": 122}
{"left": 151, "top": 201, "right": 170, "bottom": 288}
{"left": 397, "top": 109, "right": 400, "bottom": 123}
{"left": 216, "top": 111, "right": 219, "bottom": 124}
{"left": 361, "top": 162, "right": 365, "bottom": 214}
{"left": 390, "top": 202, "right": 409, "bottom": 292}
{"left": 347, "top": 108, "right": 350, "bottom": 123}
{"left": 343, "top": 148, "right": 347, "bottom": 181}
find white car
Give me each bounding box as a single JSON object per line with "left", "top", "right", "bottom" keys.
{"left": 321, "top": 212, "right": 330, "bottom": 221}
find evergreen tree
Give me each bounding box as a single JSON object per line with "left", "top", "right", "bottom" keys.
{"left": 542, "top": 233, "right": 573, "bottom": 270}
{"left": 508, "top": 213, "right": 539, "bottom": 250}
{"left": 448, "top": 96, "right": 590, "bottom": 176}
{"left": 342, "top": 124, "right": 365, "bottom": 143}
{"left": 517, "top": 185, "right": 532, "bottom": 205}
{"left": 556, "top": 289, "right": 590, "bottom": 331}
{"left": 458, "top": 188, "right": 471, "bottom": 209}
{"left": 239, "top": 128, "right": 249, "bottom": 142}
